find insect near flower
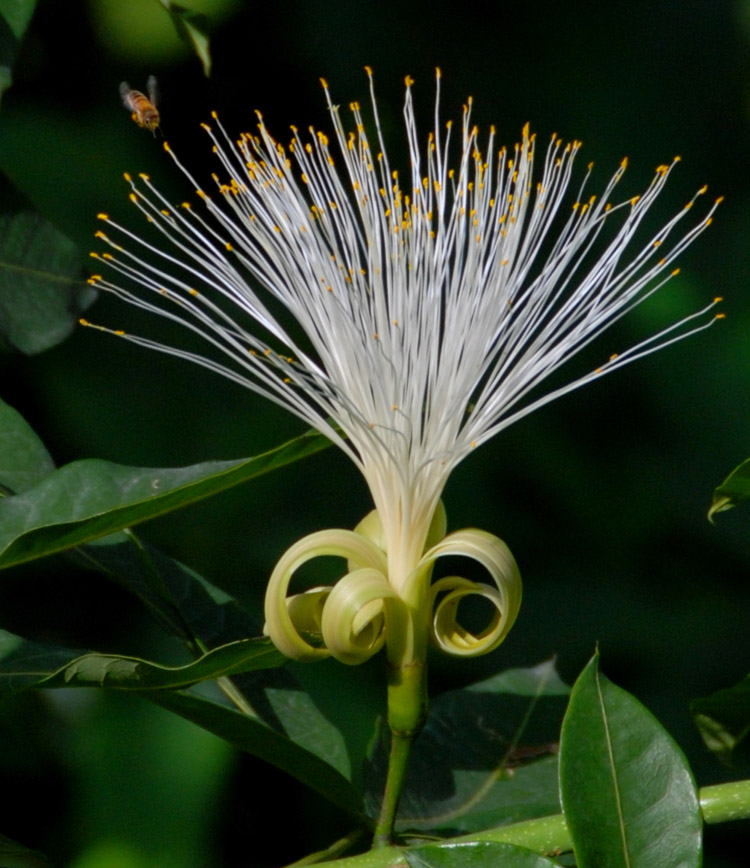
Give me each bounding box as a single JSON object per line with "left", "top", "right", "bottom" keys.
{"left": 86, "top": 70, "right": 723, "bottom": 678}
{"left": 119, "top": 76, "right": 160, "bottom": 133}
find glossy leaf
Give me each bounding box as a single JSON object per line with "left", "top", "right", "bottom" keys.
{"left": 0, "top": 428, "right": 330, "bottom": 568}
{"left": 146, "top": 688, "right": 365, "bottom": 820}
{"left": 404, "top": 840, "right": 563, "bottom": 868}
{"left": 0, "top": 172, "right": 94, "bottom": 354}
{"left": 0, "top": 0, "right": 38, "bottom": 101}
{"left": 78, "top": 534, "right": 380, "bottom": 787}
{"left": 559, "top": 652, "right": 701, "bottom": 868}
{"left": 156, "top": 0, "right": 211, "bottom": 75}
{"left": 0, "top": 831, "right": 53, "bottom": 868}
{"left": 380, "top": 659, "right": 569, "bottom": 834}
{"left": 0, "top": 628, "right": 284, "bottom": 694}
{"left": 708, "top": 457, "right": 750, "bottom": 521}
{"left": 692, "top": 673, "right": 750, "bottom": 771}
{"left": 0, "top": 397, "right": 55, "bottom": 495}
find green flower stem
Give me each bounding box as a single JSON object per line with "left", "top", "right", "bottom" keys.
{"left": 373, "top": 657, "right": 429, "bottom": 847}
{"left": 701, "top": 780, "right": 750, "bottom": 824}
{"left": 372, "top": 726, "right": 417, "bottom": 848}
{"left": 308, "top": 780, "right": 750, "bottom": 868}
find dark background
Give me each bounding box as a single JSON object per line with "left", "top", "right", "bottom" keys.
{"left": 0, "top": 0, "right": 748, "bottom": 865}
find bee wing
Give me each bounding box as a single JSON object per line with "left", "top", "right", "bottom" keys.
{"left": 146, "top": 75, "right": 159, "bottom": 108}
{"left": 119, "top": 81, "right": 133, "bottom": 108}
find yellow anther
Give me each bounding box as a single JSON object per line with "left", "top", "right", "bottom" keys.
{"left": 714, "top": 296, "right": 723, "bottom": 303}
{"left": 716, "top": 313, "right": 726, "bottom": 319}
{"left": 97, "top": 213, "right": 109, "bottom": 221}
{"left": 114, "top": 330, "right": 126, "bottom": 336}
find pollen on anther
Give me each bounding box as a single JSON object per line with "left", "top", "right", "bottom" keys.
{"left": 714, "top": 296, "right": 724, "bottom": 303}
{"left": 716, "top": 313, "right": 727, "bottom": 319}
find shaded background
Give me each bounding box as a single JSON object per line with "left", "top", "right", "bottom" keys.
{"left": 0, "top": 0, "right": 749, "bottom": 865}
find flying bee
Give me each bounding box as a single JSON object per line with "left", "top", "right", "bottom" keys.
{"left": 119, "top": 76, "right": 160, "bottom": 133}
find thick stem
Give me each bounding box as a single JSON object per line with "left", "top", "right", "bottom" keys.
{"left": 310, "top": 780, "right": 750, "bottom": 868}
{"left": 372, "top": 655, "right": 429, "bottom": 847}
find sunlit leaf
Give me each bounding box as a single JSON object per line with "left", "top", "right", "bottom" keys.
{"left": 0, "top": 628, "right": 283, "bottom": 693}
{"left": 692, "top": 673, "right": 750, "bottom": 771}
{"left": 559, "top": 652, "right": 701, "bottom": 868}
{"left": 0, "top": 0, "right": 38, "bottom": 101}
{"left": 146, "top": 687, "right": 366, "bottom": 820}
{"left": 708, "top": 457, "right": 750, "bottom": 521}
{"left": 382, "top": 659, "right": 569, "bottom": 834}
{"left": 155, "top": 0, "right": 211, "bottom": 75}
{"left": 0, "top": 831, "right": 53, "bottom": 868}
{"left": 0, "top": 172, "right": 94, "bottom": 354}
{"left": 404, "top": 840, "right": 563, "bottom": 868}
{"left": 0, "top": 397, "right": 55, "bottom": 495}
{"left": 0, "top": 428, "right": 330, "bottom": 568}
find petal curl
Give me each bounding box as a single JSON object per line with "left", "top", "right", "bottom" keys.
{"left": 415, "top": 529, "right": 522, "bottom": 657}
{"left": 321, "top": 568, "right": 401, "bottom": 664}
{"left": 264, "top": 528, "right": 388, "bottom": 661}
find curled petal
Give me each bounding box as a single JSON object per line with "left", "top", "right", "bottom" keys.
{"left": 265, "top": 528, "right": 388, "bottom": 661}
{"left": 415, "top": 529, "right": 522, "bottom": 657}
{"left": 430, "top": 576, "right": 508, "bottom": 656}
{"left": 321, "top": 568, "right": 402, "bottom": 665}
{"left": 286, "top": 586, "right": 331, "bottom": 636}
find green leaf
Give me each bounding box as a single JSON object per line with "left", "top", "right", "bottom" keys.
{"left": 404, "top": 840, "right": 563, "bottom": 868}
{"left": 73, "top": 532, "right": 260, "bottom": 649}
{"left": 0, "top": 628, "right": 284, "bottom": 693}
{"left": 559, "top": 652, "right": 701, "bottom": 868}
{"left": 0, "top": 428, "right": 330, "bottom": 568}
{"left": 691, "top": 673, "right": 750, "bottom": 771}
{"left": 155, "top": 0, "right": 211, "bottom": 75}
{"left": 146, "top": 688, "right": 366, "bottom": 820}
{"left": 0, "top": 831, "right": 53, "bottom": 868}
{"left": 387, "top": 659, "right": 569, "bottom": 834}
{"left": 0, "top": 0, "right": 38, "bottom": 102}
{"left": 0, "top": 172, "right": 94, "bottom": 354}
{"left": 0, "top": 396, "right": 55, "bottom": 494}
{"left": 708, "top": 457, "right": 750, "bottom": 521}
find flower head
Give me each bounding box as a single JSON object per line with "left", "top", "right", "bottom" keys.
{"left": 86, "top": 70, "right": 721, "bottom": 666}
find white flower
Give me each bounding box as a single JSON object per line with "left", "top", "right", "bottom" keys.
{"left": 85, "top": 70, "right": 722, "bottom": 666}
